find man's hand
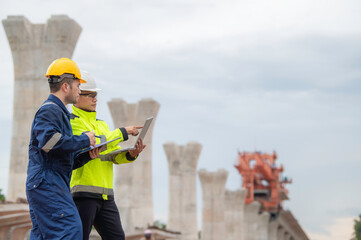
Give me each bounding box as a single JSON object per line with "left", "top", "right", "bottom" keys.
{"left": 84, "top": 132, "right": 96, "bottom": 147}
{"left": 89, "top": 147, "right": 100, "bottom": 159}
{"left": 125, "top": 126, "right": 143, "bottom": 136}
{"left": 128, "top": 138, "right": 146, "bottom": 158}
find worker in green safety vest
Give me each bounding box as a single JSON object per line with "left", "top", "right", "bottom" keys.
{"left": 70, "top": 70, "right": 145, "bottom": 240}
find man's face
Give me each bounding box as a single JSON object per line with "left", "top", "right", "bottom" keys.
{"left": 65, "top": 79, "right": 81, "bottom": 105}
{"left": 75, "top": 90, "right": 98, "bottom": 112}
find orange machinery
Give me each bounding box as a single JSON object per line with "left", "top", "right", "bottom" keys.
{"left": 234, "top": 151, "right": 292, "bottom": 214}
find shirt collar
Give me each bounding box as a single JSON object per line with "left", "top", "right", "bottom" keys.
{"left": 72, "top": 105, "right": 97, "bottom": 121}
{"left": 47, "top": 94, "right": 70, "bottom": 116}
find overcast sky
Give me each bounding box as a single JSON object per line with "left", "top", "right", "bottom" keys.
{"left": 1, "top": 1, "right": 361, "bottom": 239}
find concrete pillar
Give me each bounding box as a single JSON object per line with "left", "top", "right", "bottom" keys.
{"left": 164, "top": 141, "right": 202, "bottom": 240}
{"left": 224, "top": 189, "right": 247, "bottom": 240}
{"left": 2, "top": 15, "right": 82, "bottom": 202}
{"left": 284, "top": 231, "right": 290, "bottom": 240}
{"left": 243, "top": 201, "right": 261, "bottom": 240}
{"left": 108, "top": 98, "right": 160, "bottom": 233}
{"left": 268, "top": 220, "right": 280, "bottom": 240}
{"left": 277, "top": 226, "right": 286, "bottom": 240}
{"left": 198, "top": 169, "right": 228, "bottom": 240}
{"left": 258, "top": 212, "right": 270, "bottom": 240}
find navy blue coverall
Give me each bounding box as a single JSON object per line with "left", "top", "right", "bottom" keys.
{"left": 26, "top": 94, "right": 92, "bottom": 239}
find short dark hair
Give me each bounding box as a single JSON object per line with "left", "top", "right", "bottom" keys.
{"left": 49, "top": 77, "right": 74, "bottom": 93}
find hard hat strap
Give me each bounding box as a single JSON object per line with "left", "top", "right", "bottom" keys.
{"left": 48, "top": 73, "right": 77, "bottom": 83}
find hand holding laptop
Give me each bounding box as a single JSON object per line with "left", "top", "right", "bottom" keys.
{"left": 128, "top": 138, "right": 146, "bottom": 158}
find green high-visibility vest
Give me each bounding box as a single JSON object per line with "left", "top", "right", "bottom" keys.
{"left": 70, "top": 105, "right": 134, "bottom": 200}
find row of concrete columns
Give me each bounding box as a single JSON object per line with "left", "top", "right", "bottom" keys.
{"left": 197, "top": 169, "right": 306, "bottom": 240}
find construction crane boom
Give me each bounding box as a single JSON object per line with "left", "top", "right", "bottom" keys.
{"left": 234, "top": 151, "right": 292, "bottom": 214}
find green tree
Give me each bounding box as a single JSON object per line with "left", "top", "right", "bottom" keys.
{"left": 0, "top": 189, "right": 5, "bottom": 203}
{"left": 153, "top": 220, "right": 166, "bottom": 229}
{"left": 352, "top": 214, "right": 361, "bottom": 240}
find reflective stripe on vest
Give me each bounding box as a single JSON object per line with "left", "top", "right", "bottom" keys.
{"left": 97, "top": 135, "right": 117, "bottom": 163}
{"left": 42, "top": 132, "right": 62, "bottom": 153}
{"left": 98, "top": 135, "right": 108, "bottom": 151}
{"left": 70, "top": 185, "right": 114, "bottom": 195}
{"left": 99, "top": 153, "right": 117, "bottom": 164}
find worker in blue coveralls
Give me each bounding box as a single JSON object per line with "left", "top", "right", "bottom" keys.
{"left": 26, "top": 57, "right": 100, "bottom": 239}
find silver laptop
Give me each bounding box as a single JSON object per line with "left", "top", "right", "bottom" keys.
{"left": 109, "top": 117, "right": 153, "bottom": 154}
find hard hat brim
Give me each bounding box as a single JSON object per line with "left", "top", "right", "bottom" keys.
{"left": 79, "top": 87, "right": 102, "bottom": 92}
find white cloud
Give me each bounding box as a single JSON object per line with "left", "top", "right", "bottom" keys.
{"left": 307, "top": 217, "right": 355, "bottom": 240}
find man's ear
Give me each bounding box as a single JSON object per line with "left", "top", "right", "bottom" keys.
{"left": 62, "top": 82, "right": 70, "bottom": 93}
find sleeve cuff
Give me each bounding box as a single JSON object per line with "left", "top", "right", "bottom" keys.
{"left": 73, "top": 151, "right": 92, "bottom": 169}
{"left": 80, "top": 132, "right": 91, "bottom": 148}
{"left": 126, "top": 152, "right": 137, "bottom": 161}
{"left": 119, "top": 128, "right": 128, "bottom": 141}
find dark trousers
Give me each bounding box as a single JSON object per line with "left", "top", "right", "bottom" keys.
{"left": 74, "top": 198, "right": 125, "bottom": 240}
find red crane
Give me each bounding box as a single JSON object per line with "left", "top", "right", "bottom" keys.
{"left": 234, "top": 151, "right": 292, "bottom": 214}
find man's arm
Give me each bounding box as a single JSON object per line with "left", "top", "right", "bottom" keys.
{"left": 73, "top": 147, "right": 100, "bottom": 169}
{"left": 34, "top": 106, "right": 92, "bottom": 153}
{"left": 128, "top": 138, "right": 146, "bottom": 159}
{"left": 113, "top": 152, "right": 136, "bottom": 164}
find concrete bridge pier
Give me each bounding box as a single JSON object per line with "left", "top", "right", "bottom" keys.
{"left": 243, "top": 201, "right": 261, "bottom": 240}
{"left": 198, "top": 169, "right": 228, "bottom": 240}
{"left": 268, "top": 220, "right": 279, "bottom": 240}
{"left": 108, "top": 98, "right": 159, "bottom": 233}
{"left": 163, "top": 141, "right": 202, "bottom": 240}
{"left": 224, "top": 188, "right": 247, "bottom": 240}
{"left": 2, "top": 15, "right": 82, "bottom": 202}
{"left": 258, "top": 211, "right": 270, "bottom": 240}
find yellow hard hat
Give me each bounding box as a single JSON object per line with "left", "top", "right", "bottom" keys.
{"left": 45, "top": 58, "right": 86, "bottom": 83}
